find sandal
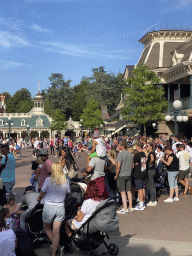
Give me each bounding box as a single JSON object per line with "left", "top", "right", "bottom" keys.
{"left": 181, "top": 193, "right": 187, "bottom": 196}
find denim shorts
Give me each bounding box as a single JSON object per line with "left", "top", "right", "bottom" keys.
{"left": 42, "top": 203, "right": 65, "bottom": 223}
{"left": 3, "top": 180, "right": 15, "bottom": 194}
{"left": 168, "top": 171, "right": 178, "bottom": 188}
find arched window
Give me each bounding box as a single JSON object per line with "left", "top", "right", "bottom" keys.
{"left": 0, "top": 119, "right": 3, "bottom": 126}
{"left": 21, "top": 119, "right": 26, "bottom": 126}
{"left": 36, "top": 117, "right": 43, "bottom": 127}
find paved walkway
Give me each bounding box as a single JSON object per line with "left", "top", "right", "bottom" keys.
{"left": 13, "top": 148, "right": 192, "bottom": 256}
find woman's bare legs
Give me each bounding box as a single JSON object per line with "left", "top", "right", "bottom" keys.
{"left": 51, "top": 221, "right": 62, "bottom": 256}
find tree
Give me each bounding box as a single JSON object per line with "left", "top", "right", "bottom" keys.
{"left": 71, "top": 77, "right": 90, "bottom": 120}
{"left": 122, "top": 64, "right": 168, "bottom": 137}
{"left": 86, "top": 67, "right": 126, "bottom": 115}
{"left": 81, "top": 98, "right": 103, "bottom": 131}
{"left": 46, "top": 73, "right": 73, "bottom": 118}
{"left": 49, "top": 109, "right": 67, "bottom": 132}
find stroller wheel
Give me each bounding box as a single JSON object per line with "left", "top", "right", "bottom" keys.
{"left": 90, "top": 251, "right": 99, "bottom": 256}
{"left": 108, "top": 243, "right": 119, "bottom": 256}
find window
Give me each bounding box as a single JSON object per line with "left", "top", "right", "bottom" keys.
{"left": 21, "top": 119, "right": 26, "bottom": 126}
{"left": 36, "top": 117, "right": 43, "bottom": 127}
{"left": 0, "top": 119, "right": 3, "bottom": 126}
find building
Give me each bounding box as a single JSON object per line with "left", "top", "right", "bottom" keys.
{"left": 125, "top": 29, "right": 192, "bottom": 138}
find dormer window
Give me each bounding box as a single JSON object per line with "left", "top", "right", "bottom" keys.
{"left": 172, "top": 50, "right": 184, "bottom": 66}
{"left": 0, "top": 119, "right": 3, "bottom": 126}
{"left": 21, "top": 119, "right": 26, "bottom": 126}
{"left": 36, "top": 117, "right": 43, "bottom": 127}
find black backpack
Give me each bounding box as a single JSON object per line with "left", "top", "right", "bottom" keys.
{"left": 15, "top": 229, "right": 36, "bottom": 256}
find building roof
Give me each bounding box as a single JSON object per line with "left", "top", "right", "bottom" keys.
{"left": 101, "top": 106, "right": 110, "bottom": 121}
{"left": 110, "top": 110, "right": 121, "bottom": 120}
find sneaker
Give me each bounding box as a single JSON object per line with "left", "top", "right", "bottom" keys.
{"left": 117, "top": 208, "right": 129, "bottom": 214}
{"left": 128, "top": 208, "right": 134, "bottom": 213}
{"left": 147, "top": 201, "right": 157, "bottom": 206}
{"left": 164, "top": 198, "right": 173, "bottom": 202}
{"left": 173, "top": 197, "right": 179, "bottom": 201}
{"left": 134, "top": 205, "right": 144, "bottom": 211}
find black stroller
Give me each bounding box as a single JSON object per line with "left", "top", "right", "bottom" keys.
{"left": 70, "top": 197, "right": 119, "bottom": 256}
{"left": 155, "top": 163, "right": 169, "bottom": 196}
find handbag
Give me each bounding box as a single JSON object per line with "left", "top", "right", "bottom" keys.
{"left": 68, "top": 165, "right": 78, "bottom": 179}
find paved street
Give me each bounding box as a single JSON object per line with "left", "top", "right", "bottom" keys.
{"left": 13, "top": 148, "right": 192, "bottom": 256}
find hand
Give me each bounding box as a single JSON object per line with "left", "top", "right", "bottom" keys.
{"left": 114, "top": 175, "right": 118, "bottom": 180}
{"left": 37, "top": 196, "right": 40, "bottom": 202}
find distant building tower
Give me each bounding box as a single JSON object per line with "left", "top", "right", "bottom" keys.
{"left": 32, "top": 82, "right": 45, "bottom": 114}
{"left": 0, "top": 94, "right": 6, "bottom": 113}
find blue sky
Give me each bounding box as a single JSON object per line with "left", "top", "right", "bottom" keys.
{"left": 1, "top": 0, "right": 192, "bottom": 97}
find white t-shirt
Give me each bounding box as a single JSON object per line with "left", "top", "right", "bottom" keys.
{"left": 172, "top": 142, "right": 182, "bottom": 154}
{"left": 73, "top": 198, "right": 101, "bottom": 229}
{"left": 0, "top": 229, "right": 16, "bottom": 256}
{"left": 155, "top": 151, "right": 164, "bottom": 166}
{"left": 34, "top": 140, "right": 39, "bottom": 149}
{"left": 95, "top": 138, "right": 106, "bottom": 157}
{"left": 176, "top": 150, "right": 191, "bottom": 171}
{"left": 42, "top": 177, "right": 70, "bottom": 206}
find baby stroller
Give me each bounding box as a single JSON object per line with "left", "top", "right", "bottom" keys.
{"left": 155, "top": 163, "right": 169, "bottom": 196}
{"left": 70, "top": 197, "right": 119, "bottom": 256}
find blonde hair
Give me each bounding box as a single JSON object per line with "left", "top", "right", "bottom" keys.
{"left": 51, "top": 162, "right": 67, "bottom": 186}
{"left": 108, "top": 150, "right": 117, "bottom": 160}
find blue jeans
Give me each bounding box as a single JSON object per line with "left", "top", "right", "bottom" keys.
{"left": 168, "top": 171, "right": 178, "bottom": 188}
{"left": 3, "top": 180, "right": 15, "bottom": 194}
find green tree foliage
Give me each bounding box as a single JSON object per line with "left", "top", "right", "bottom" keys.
{"left": 46, "top": 73, "right": 73, "bottom": 119}
{"left": 86, "top": 67, "right": 126, "bottom": 115}
{"left": 122, "top": 64, "right": 168, "bottom": 136}
{"left": 3, "top": 88, "right": 33, "bottom": 113}
{"left": 71, "top": 77, "right": 90, "bottom": 121}
{"left": 50, "top": 109, "right": 67, "bottom": 132}
{"left": 81, "top": 98, "right": 103, "bottom": 131}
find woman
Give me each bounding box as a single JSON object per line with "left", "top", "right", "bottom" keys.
{"left": 60, "top": 147, "right": 78, "bottom": 182}
{"left": 0, "top": 209, "right": 17, "bottom": 256}
{"left": 65, "top": 180, "right": 102, "bottom": 237}
{"left": 106, "top": 150, "right": 118, "bottom": 199}
{"left": 37, "top": 162, "right": 70, "bottom": 256}
{"left": 146, "top": 142, "right": 157, "bottom": 206}
{"left": 161, "top": 146, "right": 179, "bottom": 202}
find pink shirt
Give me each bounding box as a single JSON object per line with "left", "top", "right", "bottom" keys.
{"left": 38, "top": 159, "right": 52, "bottom": 190}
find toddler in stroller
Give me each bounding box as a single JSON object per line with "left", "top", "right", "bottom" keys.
{"left": 65, "top": 180, "right": 119, "bottom": 256}
{"left": 155, "top": 162, "right": 169, "bottom": 196}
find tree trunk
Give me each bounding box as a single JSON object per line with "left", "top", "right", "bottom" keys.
{"left": 143, "top": 124, "right": 146, "bottom": 138}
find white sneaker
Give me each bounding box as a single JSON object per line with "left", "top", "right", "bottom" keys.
{"left": 147, "top": 201, "right": 157, "bottom": 206}
{"left": 134, "top": 204, "right": 145, "bottom": 211}
{"left": 164, "top": 198, "right": 173, "bottom": 202}
{"left": 173, "top": 197, "right": 179, "bottom": 201}
{"left": 117, "top": 208, "right": 128, "bottom": 214}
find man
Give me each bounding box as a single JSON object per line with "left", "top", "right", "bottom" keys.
{"left": 49, "top": 137, "right": 55, "bottom": 155}
{"left": 0, "top": 144, "right": 16, "bottom": 194}
{"left": 114, "top": 140, "right": 133, "bottom": 214}
{"left": 176, "top": 144, "right": 191, "bottom": 195}
{"left": 132, "top": 141, "right": 147, "bottom": 211}
{"left": 172, "top": 136, "right": 182, "bottom": 154}
{"left": 14, "top": 186, "right": 43, "bottom": 229}
{"left": 35, "top": 148, "right": 52, "bottom": 191}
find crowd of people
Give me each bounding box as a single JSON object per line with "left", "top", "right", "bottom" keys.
{"left": 0, "top": 131, "right": 192, "bottom": 255}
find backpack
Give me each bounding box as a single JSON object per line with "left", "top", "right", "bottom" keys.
{"left": 15, "top": 229, "right": 36, "bottom": 256}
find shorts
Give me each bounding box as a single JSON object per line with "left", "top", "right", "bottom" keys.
{"left": 42, "top": 204, "right": 65, "bottom": 223}
{"left": 179, "top": 168, "right": 190, "bottom": 180}
{"left": 117, "top": 176, "right": 131, "bottom": 192}
{"left": 168, "top": 171, "right": 178, "bottom": 188}
{"left": 3, "top": 180, "right": 15, "bottom": 194}
{"left": 68, "top": 219, "right": 77, "bottom": 230}
{"left": 134, "top": 179, "right": 145, "bottom": 190}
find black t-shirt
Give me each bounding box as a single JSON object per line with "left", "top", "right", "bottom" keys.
{"left": 133, "top": 152, "right": 147, "bottom": 180}
{"left": 146, "top": 151, "right": 156, "bottom": 170}
{"left": 166, "top": 153, "right": 179, "bottom": 172}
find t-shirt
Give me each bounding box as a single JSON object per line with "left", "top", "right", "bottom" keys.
{"left": 89, "top": 157, "right": 106, "bottom": 180}
{"left": 38, "top": 158, "right": 52, "bottom": 190}
{"left": 64, "top": 138, "right": 68, "bottom": 146}
{"left": 95, "top": 138, "right": 106, "bottom": 157}
{"left": 20, "top": 192, "right": 40, "bottom": 209}
{"left": 73, "top": 198, "right": 101, "bottom": 229}
{"left": 0, "top": 153, "right": 15, "bottom": 183}
{"left": 133, "top": 152, "right": 147, "bottom": 180}
{"left": 0, "top": 229, "right": 16, "bottom": 256}
{"left": 42, "top": 177, "right": 70, "bottom": 206}
{"left": 176, "top": 151, "right": 191, "bottom": 171}
{"left": 172, "top": 142, "right": 182, "bottom": 154}
{"left": 116, "top": 150, "right": 133, "bottom": 177}
{"left": 146, "top": 151, "right": 156, "bottom": 170}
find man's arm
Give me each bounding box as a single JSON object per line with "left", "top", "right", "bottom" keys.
{"left": 37, "top": 191, "right": 46, "bottom": 202}
{"left": 89, "top": 139, "right": 96, "bottom": 154}
{"left": 114, "top": 161, "right": 121, "bottom": 180}
{"left": 15, "top": 202, "right": 23, "bottom": 214}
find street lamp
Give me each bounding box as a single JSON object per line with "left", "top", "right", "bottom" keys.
{"left": 6, "top": 117, "right": 13, "bottom": 142}
{"left": 26, "top": 124, "right": 30, "bottom": 142}
{"left": 80, "top": 119, "right": 83, "bottom": 138}
{"left": 165, "top": 100, "right": 188, "bottom": 136}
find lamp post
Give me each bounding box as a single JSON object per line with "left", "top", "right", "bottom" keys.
{"left": 165, "top": 100, "right": 188, "bottom": 136}
{"left": 26, "top": 124, "right": 30, "bottom": 142}
{"left": 80, "top": 119, "right": 83, "bottom": 138}
{"left": 104, "top": 121, "right": 108, "bottom": 136}
{"left": 6, "top": 117, "right": 13, "bottom": 142}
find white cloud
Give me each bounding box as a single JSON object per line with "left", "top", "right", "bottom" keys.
{"left": 0, "top": 17, "right": 22, "bottom": 31}
{"left": 41, "top": 42, "right": 136, "bottom": 60}
{"left": 30, "top": 24, "right": 52, "bottom": 32}
{"left": 177, "top": 0, "right": 192, "bottom": 8}
{"left": 142, "top": 23, "right": 159, "bottom": 35}
{"left": 0, "top": 59, "right": 23, "bottom": 69}
{"left": 0, "top": 31, "right": 30, "bottom": 48}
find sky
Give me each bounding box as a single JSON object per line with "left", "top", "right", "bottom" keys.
{"left": 1, "top": 0, "right": 192, "bottom": 97}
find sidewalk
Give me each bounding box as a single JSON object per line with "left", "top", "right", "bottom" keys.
{"left": 34, "top": 235, "right": 192, "bottom": 256}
